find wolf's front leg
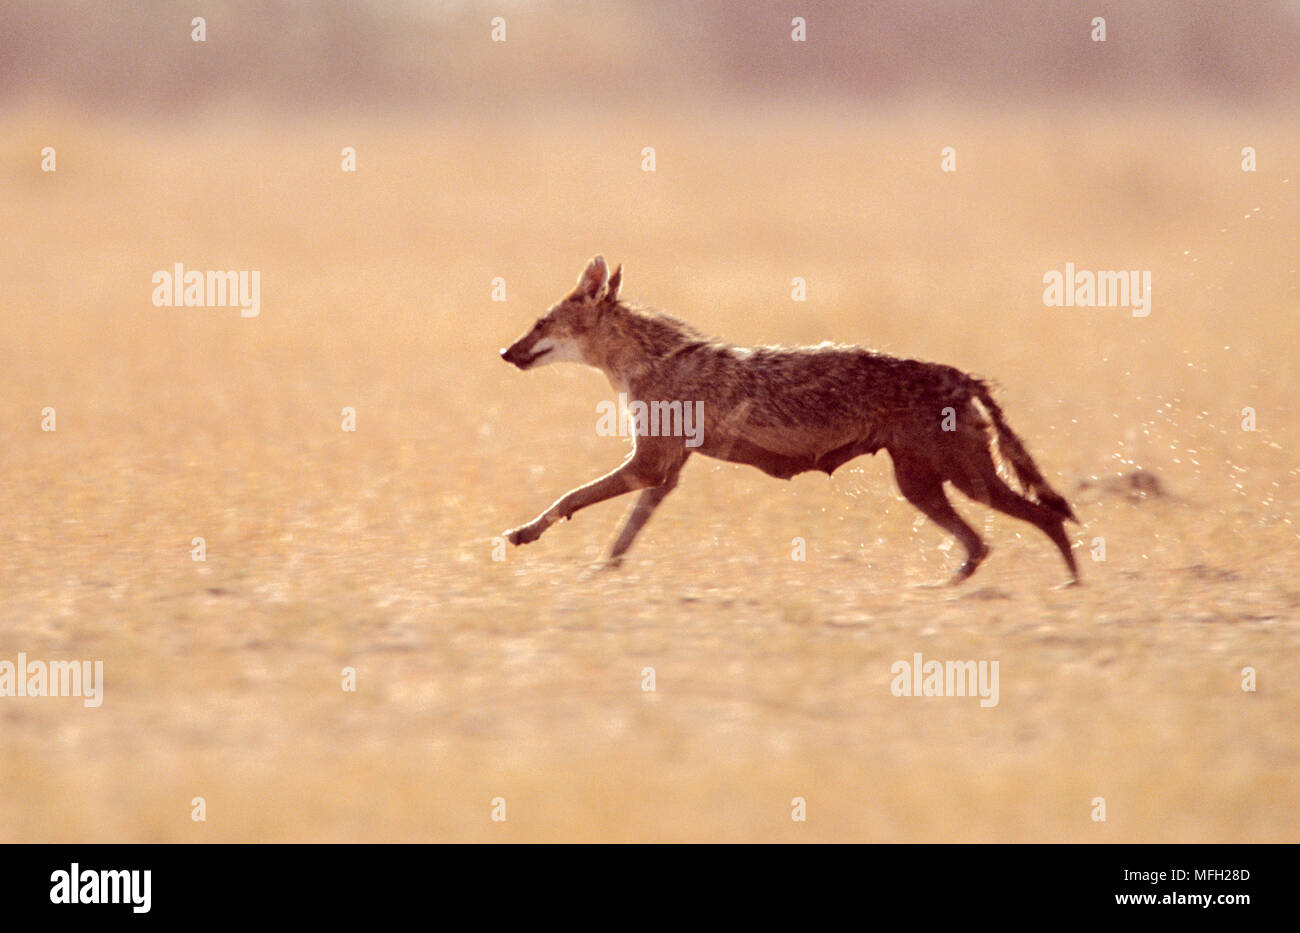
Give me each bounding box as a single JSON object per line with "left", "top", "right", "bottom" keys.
{"left": 503, "top": 460, "right": 659, "bottom": 547}
{"left": 600, "top": 468, "right": 683, "bottom": 568}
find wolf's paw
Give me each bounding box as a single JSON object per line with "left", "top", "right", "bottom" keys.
{"left": 505, "top": 522, "right": 544, "bottom": 546}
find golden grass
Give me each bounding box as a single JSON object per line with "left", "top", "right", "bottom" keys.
{"left": 1, "top": 103, "right": 1297, "bottom": 841}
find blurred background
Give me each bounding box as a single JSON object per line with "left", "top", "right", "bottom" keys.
{"left": 3, "top": 0, "right": 1298, "bottom": 111}
{"left": 2, "top": 1, "right": 1297, "bottom": 842}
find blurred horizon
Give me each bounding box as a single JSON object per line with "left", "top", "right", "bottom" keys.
{"left": 3, "top": 0, "right": 1299, "bottom": 117}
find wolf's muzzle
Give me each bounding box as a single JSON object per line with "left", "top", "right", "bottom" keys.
{"left": 500, "top": 344, "right": 547, "bottom": 369}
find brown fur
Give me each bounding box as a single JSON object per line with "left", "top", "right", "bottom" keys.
{"left": 500, "top": 256, "right": 1079, "bottom": 585}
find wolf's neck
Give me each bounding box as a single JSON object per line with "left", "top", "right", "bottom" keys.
{"left": 598, "top": 319, "right": 702, "bottom": 392}
{"left": 592, "top": 304, "right": 706, "bottom": 391}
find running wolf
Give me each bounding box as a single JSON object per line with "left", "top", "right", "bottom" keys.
{"left": 500, "top": 256, "right": 1079, "bottom": 585}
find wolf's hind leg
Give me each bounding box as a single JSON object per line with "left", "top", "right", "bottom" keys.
{"left": 891, "top": 452, "right": 988, "bottom": 584}
{"left": 948, "top": 448, "right": 1080, "bottom": 584}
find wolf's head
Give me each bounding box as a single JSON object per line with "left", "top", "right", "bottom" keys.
{"left": 500, "top": 255, "right": 622, "bottom": 370}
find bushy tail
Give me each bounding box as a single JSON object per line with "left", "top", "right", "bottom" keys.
{"left": 973, "top": 380, "right": 1078, "bottom": 523}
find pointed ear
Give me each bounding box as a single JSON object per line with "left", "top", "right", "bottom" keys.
{"left": 575, "top": 255, "right": 609, "bottom": 302}
{"left": 605, "top": 264, "right": 622, "bottom": 302}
